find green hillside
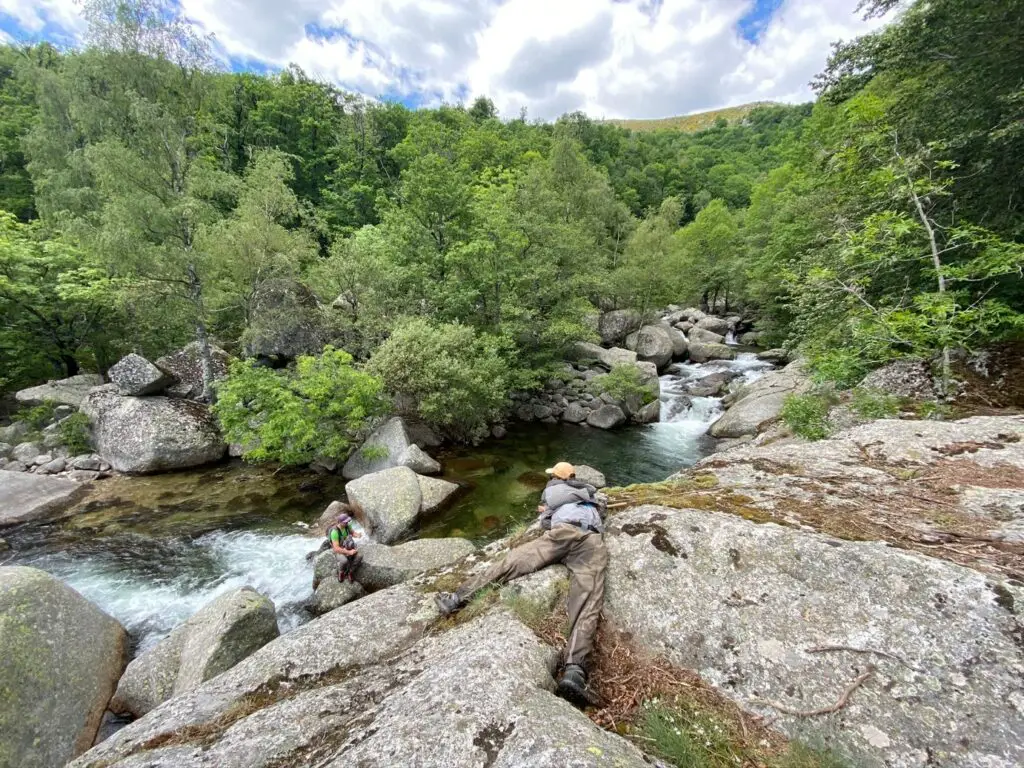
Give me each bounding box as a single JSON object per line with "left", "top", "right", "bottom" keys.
{"left": 603, "top": 102, "right": 779, "bottom": 133}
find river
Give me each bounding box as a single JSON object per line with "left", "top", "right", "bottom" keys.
{"left": 3, "top": 352, "right": 773, "bottom": 653}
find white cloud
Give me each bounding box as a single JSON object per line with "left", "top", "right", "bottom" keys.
{"left": 3, "top": 0, "right": 890, "bottom": 118}
{"left": 0, "top": 0, "right": 82, "bottom": 36}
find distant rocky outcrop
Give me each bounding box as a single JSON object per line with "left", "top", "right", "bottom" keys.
{"left": 241, "top": 279, "right": 327, "bottom": 362}
{"left": 107, "top": 353, "right": 175, "bottom": 397}
{"left": 860, "top": 358, "right": 935, "bottom": 399}
{"left": 0, "top": 566, "right": 127, "bottom": 768}
{"left": 155, "top": 342, "right": 231, "bottom": 401}
{"left": 625, "top": 325, "right": 674, "bottom": 370}
{"left": 15, "top": 373, "right": 105, "bottom": 408}
{"left": 110, "top": 587, "right": 279, "bottom": 718}
{"left": 598, "top": 308, "right": 643, "bottom": 345}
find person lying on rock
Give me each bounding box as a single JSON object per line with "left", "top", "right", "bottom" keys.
{"left": 434, "top": 461, "right": 608, "bottom": 707}
{"left": 328, "top": 511, "right": 362, "bottom": 582}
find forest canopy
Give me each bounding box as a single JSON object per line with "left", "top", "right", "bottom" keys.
{"left": 1, "top": 0, "right": 1021, "bottom": 428}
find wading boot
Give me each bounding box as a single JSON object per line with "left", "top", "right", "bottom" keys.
{"left": 556, "top": 663, "right": 591, "bottom": 708}
{"left": 434, "top": 591, "right": 463, "bottom": 617}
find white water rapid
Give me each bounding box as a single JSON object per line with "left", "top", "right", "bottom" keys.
{"left": 16, "top": 530, "right": 321, "bottom": 651}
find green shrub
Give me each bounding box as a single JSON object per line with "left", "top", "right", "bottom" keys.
{"left": 213, "top": 346, "right": 386, "bottom": 466}
{"left": 588, "top": 363, "right": 657, "bottom": 405}
{"left": 807, "top": 348, "right": 872, "bottom": 389}
{"left": 850, "top": 387, "right": 901, "bottom": 419}
{"left": 57, "top": 412, "right": 92, "bottom": 455}
{"left": 781, "top": 393, "right": 833, "bottom": 440}
{"left": 367, "top": 318, "right": 510, "bottom": 441}
{"left": 19, "top": 401, "right": 57, "bottom": 431}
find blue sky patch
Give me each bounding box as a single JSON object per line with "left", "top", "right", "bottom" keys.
{"left": 737, "top": 0, "right": 784, "bottom": 44}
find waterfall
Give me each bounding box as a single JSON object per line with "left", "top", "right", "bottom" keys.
{"left": 725, "top": 329, "right": 737, "bottom": 345}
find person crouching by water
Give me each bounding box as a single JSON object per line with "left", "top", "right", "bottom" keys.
{"left": 329, "top": 512, "right": 362, "bottom": 582}
{"left": 434, "top": 461, "right": 608, "bottom": 707}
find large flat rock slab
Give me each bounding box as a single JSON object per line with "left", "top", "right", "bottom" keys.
{"left": 70, "top": 586, "right": 647, "bottom": 768}
{"left": 0, "top": 472, "right": 86, "bottom": 526}
{"left": 605, "top": 504, "right": 1024, "bottom": 768}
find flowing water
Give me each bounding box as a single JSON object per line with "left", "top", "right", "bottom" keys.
{"left": 4, "top": 353, "right": 773, "bottom": 651}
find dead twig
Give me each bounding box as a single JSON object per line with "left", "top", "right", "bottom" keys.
{"left": 752, "top": 666, "right": 875, "bottom": 718}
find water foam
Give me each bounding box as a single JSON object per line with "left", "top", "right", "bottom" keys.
{"left": 21, "top": 530, "right": 318, "bottom": 651}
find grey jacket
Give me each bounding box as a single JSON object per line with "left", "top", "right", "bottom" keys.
{"left": 539, "top": 479, "right": 604, "bottom": 533}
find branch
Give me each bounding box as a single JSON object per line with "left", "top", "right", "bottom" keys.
{"left": 752, "top": 666, "right": 875, "bottom": 718}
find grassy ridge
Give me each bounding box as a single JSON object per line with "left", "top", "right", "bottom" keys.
{"left": 604, "top": 101, "right": 779, "bottom": 133}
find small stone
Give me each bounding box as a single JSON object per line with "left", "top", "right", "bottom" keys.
{"left": 491, "top": 425, "right": 507, "bottom": 439}
{"left": 31, "top": 454, "right": 54, "bottom": 467}
{"left": 69, "top": 452, "right": 103, "bottom": 471}
{"left": 37, "top": 458, "right": 66, "bottom": 475}
{"left": 2, "top": 461, "right": 28, "bottom": 472}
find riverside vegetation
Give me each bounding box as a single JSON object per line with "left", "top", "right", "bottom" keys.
{"left": 1, "top": 0, "right": 1020, "bottom": 456}
{"left": 1, "top": 3, "right": 1024, "bottom": 766}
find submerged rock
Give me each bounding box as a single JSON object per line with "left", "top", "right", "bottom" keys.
{"left": 70, "top": 586, "right": 648, "bottom": 768}
{"left": 0, "top": 471, "right": 86, "bottom": 526}
{"left": 108, "top": 353, "right": 175, "bottom": 396}
{"left": 15, "top": 373, "right": 105, "bottom": 408}
{"left": 81, "top": 386, "right": 227, "bottom": 474}
{"left": 0, "top": 566, "right": 127, "bottom": 768}
{"left": 605, "top": 504, "right": 1024, "bottom": 767}
{"left": 345, "top": 466, "right": 423, "bottom": 543}
{"left": 110, "top": 587, "right": 279, "bottom": 718}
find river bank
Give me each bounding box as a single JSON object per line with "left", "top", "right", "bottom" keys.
{"left": 2, "top": 351, "right": 775, "bottom": 654}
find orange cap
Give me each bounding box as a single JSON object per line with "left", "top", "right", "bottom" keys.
{"left": 545, "top": 462, "right": 575, "bottom": 480}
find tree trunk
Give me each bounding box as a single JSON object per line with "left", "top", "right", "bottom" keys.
{"left": 908, "top": 181, "right": 952, "bottom": 398}
{"left": 61, "top": 354, "right": 80, "bottom": 377}
{"left": 187, "top": 264, "right": 217, "bottom": 404}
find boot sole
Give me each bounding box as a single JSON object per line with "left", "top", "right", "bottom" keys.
{"left": 555, "top": 678, "right": 596, "bottom": 708}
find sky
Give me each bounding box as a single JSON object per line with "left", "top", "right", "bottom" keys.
{"left": 0, "top": 0, "right": 890, "bottom": 120}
